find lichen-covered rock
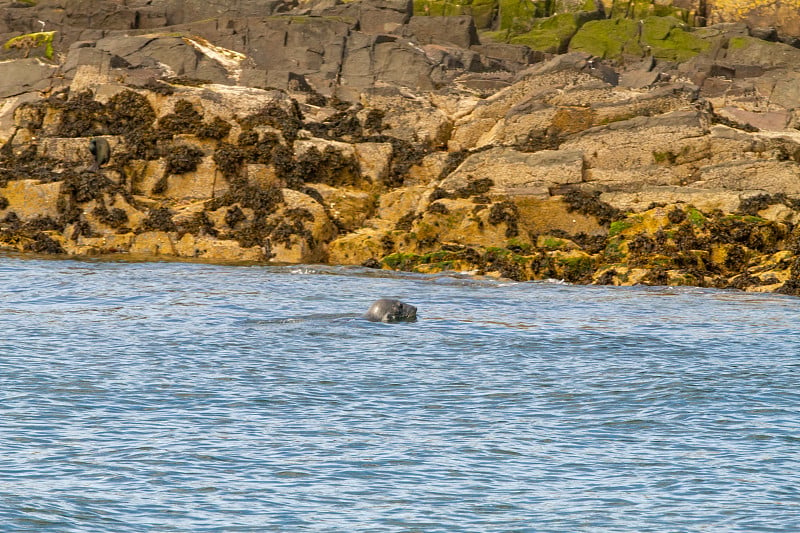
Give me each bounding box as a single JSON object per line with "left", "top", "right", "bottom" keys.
{"left": 569, "top": 16, "right": 710, "bottom": 61}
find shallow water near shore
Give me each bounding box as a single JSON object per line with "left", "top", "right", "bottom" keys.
{"left": 1, "top": 254, "right": 799, "bottom": 532}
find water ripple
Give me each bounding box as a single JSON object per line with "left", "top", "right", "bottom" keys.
{"left": 1, "top": 255, "right": 799, "bottom": 531}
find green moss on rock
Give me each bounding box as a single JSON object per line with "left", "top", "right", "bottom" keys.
{"left": 3, "top": 31, "right": 56, "bottom": 59}
{"left": 413, "top": 0, "right": 497, "bottom": 28}
{"left": 569, "top": 18, "right": 640, "bottom": 58}
{"left": 509, "top": 12, "right": 583, "bottom": 53}
{"left": 641, "top": 16, "right": 709, "bottom": 62}
{"left": 569, "top": 15, "right": 708, "bottom": 61}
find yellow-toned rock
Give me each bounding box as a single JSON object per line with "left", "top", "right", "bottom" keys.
{"left": 515, "top": 196, "right": 605, "bottom": 236}
{"left": 246, "top": 164, "right": 282, "bottom": 189}
{"left": 174, "top": 233, "right": 264, "bottom": 262}
{"left": 328, "top": 228, "right": 393, "bottom": 265}
{"left": 163, "top": 157, "right": 226, "bottom": 200}
{"left": 353, "top": 142, "right": 393, "bottom": 183}
{"left": 129, "top": 231, "right": 177, "bottom": 256}
{"left": 313, "top": 184, "right": 376, "bottom": 232}
{"left": 61, "top": 233, "right": 135, "bottom": 256}
{"left": 0, "top": 179, "right": 62, "bottom": 220}
{"left": 439, "top": 147, "right": 584, "bottom": 197}
{"left": 411, "top": 198, "right": 520, "bottom": 250}
{"left": 407, "top": 152, "right": 450, "bottom": 185}
{"left": 38, "top": 136, "right": 120, "bottom": 167}
{"left": 377, "top": 186, "right": 430, "bottom": 222}
{"left": 281, "top": 188, "right": 337, "bottom": 244}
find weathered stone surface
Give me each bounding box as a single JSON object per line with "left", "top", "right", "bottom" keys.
{"left": 601, "top": 186, "right": 746, "bottom": 213}
{"left": 405, "top": 16, "right": 479, "bottom": 48}
{"left": 175, "top": 233, "right": 265, "bottom": 261}
{"left": 129, "top": 231, "right": 177, "bottom": 256}
{"left": 0, "top": 179, "right": 62, "bottom": 220}
{"left": 0, "top": 59, "right": 58, "bottom": 98}
{"left": 353, "top": 142, "right": 393, "bottom": 183}
{"left": 440, "top": 147, "right": 585, "bottom": 196}
{"left": 377, "top": 185, "right": 430, "bottom": 222}
{"left": 328, "top": 227, "right": 391, "bottom": 265}
{"left": 707, "top": 0, "right": 800, "bottom": 42}
{"left": 361, "top": 90, "right": 452, "bottom": 147}
{"left": 313, "top": 183, "right": 376, "bottom": 231}
{"left": 5, "top": 0, "right": 800, "bottom": 295}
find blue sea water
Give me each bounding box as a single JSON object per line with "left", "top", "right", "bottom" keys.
{"left": 1, "top": 253, "right": 799, "bottom": 532}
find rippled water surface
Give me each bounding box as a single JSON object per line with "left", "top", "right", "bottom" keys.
{"left": 1, "top": 254, "right": 799, "bottom": 532}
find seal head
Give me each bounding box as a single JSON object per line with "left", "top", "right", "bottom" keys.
{"left": 365, "top": 299, "right": 417, "bottom": 323}
{"left": 89, "top": 137, "right": 111, "bottom": 172}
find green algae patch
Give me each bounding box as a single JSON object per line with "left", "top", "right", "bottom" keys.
{"left": 641, "top": 17, "right": 709, "bottom": 62}
{"left": 608, "top": 219, "right": 634, "bottom": 237}
{"left": 497, "top": 0, "right": 543, "bottom": 31}
{"left": 686, "top": 207, "right": 706, "bottom": 227}
{"left": 509, "top": 12, "right": 585, "bottom": 53}
{"left": 609, "top": 0, "right": 689, "bottom": 20}
{"left": 4, "top": 31, "right": 56, "bottom": 59}
{"left": 414, "top": 0, "right": 496, "bottom": 28}
{"left": 382, "top": 252, "right": 421, "bottom": 271}
{"left": 569, "top": 16, "right": 708, "bottom": 61}
{"left": 569, "top": 18, "right": 640, "bottom": 58}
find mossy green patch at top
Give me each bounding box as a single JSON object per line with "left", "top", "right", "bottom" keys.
{"left": 640, "top": 16, "right": 709, "bottom": 62}
{"left": 728, "top": 36, "right": 750, "bottom": 50}
{"left": 507, "top": 237, "right": 533, "bottom": 253}
{"left": 413, "top": 0, "right": 497, "bottom": 28}
{"left": 509, "top": 12, "right": 584, "bottom": 53}
{"left": 3, "top": 31, "right": 56, "bottom": 59}
{"left": 498, "top": 0, "right": 550, "bottom": 31}
{"left": 569, "top": 15, "right": 708, "bottom": 61}
{"left": 608, "top": 0, "right": 690, "bottom": 20}
{"left": 569, "top": 18, "right": 640, "bottom": 58}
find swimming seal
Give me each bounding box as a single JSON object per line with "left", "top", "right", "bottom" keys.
{"left": 88, "top": 137, "right": 111, "bottom": 172}
{"left": 365, "top": 299, "right": 417, "bottom": 323}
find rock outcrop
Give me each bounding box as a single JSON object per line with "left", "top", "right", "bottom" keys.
{"left": 2, "top": 0, "right": 800, "bottom": 295}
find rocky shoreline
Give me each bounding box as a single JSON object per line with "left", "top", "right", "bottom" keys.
{"left": 2, "top": 0, "right": 800, "bottom": 294}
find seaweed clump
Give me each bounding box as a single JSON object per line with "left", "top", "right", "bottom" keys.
{"left": 140, "top": 207, "right": 177, "bottom": 232}
{"left": 53, "top": 90, "right": 106, "bottom": 137}
{"left": 26, "top": 232, "right": 65, "bottom": 254}
{"left": 563, "top": 190, "right": 623, "bottom": 225}
{"left": 92, "top": 204, "right": 129, "bottom": 229}
{"left": 164, "top": 144, "right": 204, "bottom": 175}
{"left": 240, "top": 102, "right": 303, "bottom": 143}
{"left": 157, "top": 100, "right": 203, "bottom": 135}
{"left": 60, "top": 170, "right": 113, "bottom": 204}
{"left": 488, "top": 201, "right": 520, "bottom": 238}
{"left": 196, "top": 117, "right": 232, "bottom": 140}
{"left": 291, "top": 145, "right": 360, "bottom": 187}
{"left": 106, "top": 90, "right": 156, "bottom": 135}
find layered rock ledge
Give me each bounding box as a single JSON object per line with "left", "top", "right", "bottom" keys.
{"left": 2, "top": 0, "right": 800, "bottom": 294}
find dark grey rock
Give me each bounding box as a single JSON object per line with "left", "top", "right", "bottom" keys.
{"left": 0, "top": 58, "right": 58, "bottom": 97}
{"left": 404, "top": 15, "right": 478, "bottom": 49}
